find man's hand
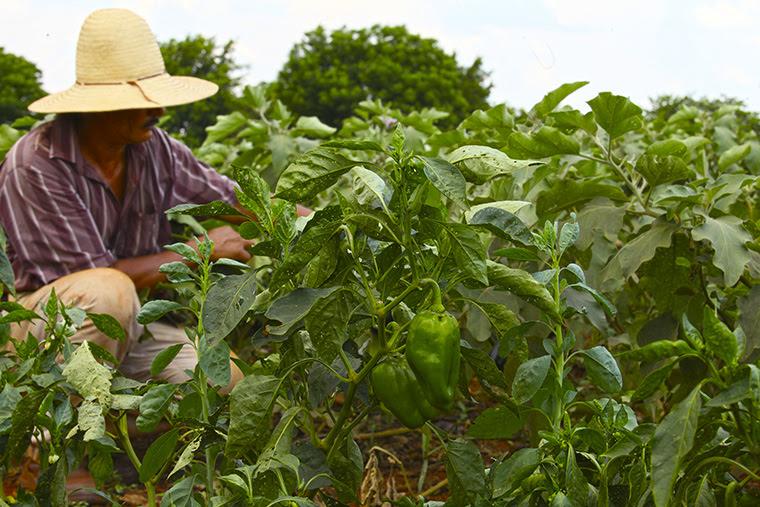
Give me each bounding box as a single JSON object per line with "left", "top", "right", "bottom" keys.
{"left": 204, "top": 226, "right": 254, "bottom": 262}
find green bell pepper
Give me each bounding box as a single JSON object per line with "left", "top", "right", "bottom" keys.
{"left": 371, "top": 356, "right": 437, "bottom": 428}
{"left": 406, "top": 307, "right": 460, "bottom": 410}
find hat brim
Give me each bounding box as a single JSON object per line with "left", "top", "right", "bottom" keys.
{"left": 28, "top": 74, "right": 219, "bottom": 113}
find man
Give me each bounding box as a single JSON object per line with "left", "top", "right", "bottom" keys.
{"left": 0, "top": 8, "right": 254, "bottom": 385}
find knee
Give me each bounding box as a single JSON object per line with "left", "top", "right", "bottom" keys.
{"left": 75, "top": 268, "right": 139, "bottom": 325}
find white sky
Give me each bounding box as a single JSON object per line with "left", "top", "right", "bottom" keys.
{"left": 2, "top": 0, "right": 759, "bottom": 112}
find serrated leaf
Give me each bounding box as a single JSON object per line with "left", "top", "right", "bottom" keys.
{"left": 587, "top": 92, "right": 643, "bottom": 139}
{"left": 419, "top": 156, "right": 467, "bottom": 206}
{"left": 692, "top": 214, "right": 751, "bottom": 286}
{"left": 62, "top": 341, "right": 112, "bottom": 407}
{"left": 601, "top": 221, "right": 676, "bottom": 291}
{"left": 635, "top": 154, "right": 691, "bottom": 188}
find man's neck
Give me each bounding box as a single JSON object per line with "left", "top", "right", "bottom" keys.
{"left": 77, "top": 118, "right": 126, "bottom": 177}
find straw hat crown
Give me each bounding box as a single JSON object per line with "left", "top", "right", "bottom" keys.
{"left": 29, "top": 8, "right": 218, "bottom": 113}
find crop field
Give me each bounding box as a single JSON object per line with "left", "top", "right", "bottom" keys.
{"left": 0, "top": 81, "right": 758, "bottom": 506}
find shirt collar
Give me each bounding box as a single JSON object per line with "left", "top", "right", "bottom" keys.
{"left": 47, "top": 115, "right": 81, "bottom": 166}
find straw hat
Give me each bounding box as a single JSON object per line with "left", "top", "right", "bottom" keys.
{"left": 29, "top": 8, "right": 218, "bottom": 113}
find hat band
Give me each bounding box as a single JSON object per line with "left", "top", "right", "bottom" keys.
{"left": 75, "top": 71, "right": 167, "bottom": 86}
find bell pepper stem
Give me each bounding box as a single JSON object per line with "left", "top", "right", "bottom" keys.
{"left": 379, "top": 278, "right": 442, "bottom": 316}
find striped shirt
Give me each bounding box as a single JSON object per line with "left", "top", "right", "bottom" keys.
{"left": 0, "top": 116, "right": 236, "bottom": 292}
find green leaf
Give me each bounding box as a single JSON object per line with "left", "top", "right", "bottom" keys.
{"left": 565, "top": 444, "right": 589, "bottom": 505}
{"left": 266, "top": 286, "right": 340, "bottom": 335}
{"left": 702, "top": 309, "right": 738, "bottom": 365}
{"left": 505, "top": 126, "right": 580, "bottom": 159}
{"left": 0, "top": 309, "right": 41, "bottom": 324}
{"left": 271, "top": 206, "right": 343, "bottom": 287}
{"left": 718, "top": 143, "right": 751, "bottom": 170}
{"left": 226, "top": 375, "right": 281, "bottom": 457}
{"left": 601, "top": 221, "right": 676, "bottom": 292}
{"left": 150, "top": 343, "right": 185, "bottom": 377}
{"left": 419, "top": 156, "right": 467, "bottom": 206}
{"left": 62, "top": 341, "right": 112, "bottom": 406}
{"left": 692, "top": 475, "right": 716, "bottom": 507}
{"left": 738, "top": 286, "right": 760, "bottom": 360}
{"left": 204, "top": 111, "right": 248, "bottom": 144}
{"left": 512, "top": 355, "right": 551, "bottom": 404}
{"left": 292, "top": 116, "right": 337, "bottom": 138}
{"left": 165, "top": 201, "right": 243, "bottom": 219}
{"left": 465, "top": 406, "right": 522, "bottom": 439}
{"left": 461, "top": 346, "right": 509, "bottom": 389}
{"left": 448, "top": 145, "right": 540, "bottom": 184}
{"left": 6, "top": 389, "right": 45, "bottom": 464}
{"left": 203, "top": 269, "right": 258, "bottom": 345}
{"left": 587, "top": 92, "right": 643, "bottom": 139}
{"left": 199, "top": 337, "right": 231, "bottom": 387}
{"left": 233, "top": 166, "right": 271, "bottom": 228}
{"left": 137, "top": 300, "right": 184, "bottom": 325}
{"left": 558, "top": 221, "right": 579, "bottom": 254}
{"left": 168, "top": 436, "right": 201, "bottom": 478}
{"left": 569, "top": 282, "right": 616, "bottom": 317}
{"left": 351, "top": 166, "right": 391, "bottom": 211}
{"left": 635, "top": 154, "right": 691, "bottom": 188}
{"left": 139, "top": 428, "right": 179, "bottom": 482}
{"left": 0, "top": 226, "right": 14, "bottom": 296}
{"left": 490, "top": 448, "right": 540, "bottom": 498}
{"left": 582, "top": 346, "right": 622, "bottom": 393}
{"left": 77, "top": 397, "right": 105, "bottom": 441}
{"left": 707, "top": 366, "right": 759, "bottom": 407}
{"left": 136, "top": 384, "right": 177, "bottom": 433}
{"left": 692, "top": 214, "right": 751, "bottom": 287}
{"left": 445, "top": 223, "right": 488, "bottom": 285}
{"left": 487, "top": 261, "right": 560, "bottom": 322}
{"left": 466, "top": 204, "right": 533, "bottom": 245}
{"left": 320, "top": 139, "right": 384, "bottom": 151}
{"left": 274, "top": 147, "right": 361, "bottom": 201}
{"left": 305, "top": 290, "right": 351, "bottom": 363}
{"left": 160, "top": 475, "right": 199, "bottom": 507}
{"left": 537, "top": 179, "right": 627, "bottom": 216}
{"left": 445, "top": 439, "right": 486, "bottom": 505}
{"left": 531, "top": 81, "right": 589, "bottom": 117}
{"left": 632, "top": 359, "right": 677, "bottom": 401}
{"left": 651, "top": 385, "right": 701, "bottom": 507}
{"left": 87, "top": 312, "right": 126, "bottom": 342}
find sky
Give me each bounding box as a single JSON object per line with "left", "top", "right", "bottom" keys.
{"left": 2, "top": 0, "right": 760, "bottom": 113}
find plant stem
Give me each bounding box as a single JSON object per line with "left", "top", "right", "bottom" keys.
{"left": 146, "top": 483, "right": 157, "bottom": 507}
{"left": 551, "top": 253, "right": 566, "bottom": 430}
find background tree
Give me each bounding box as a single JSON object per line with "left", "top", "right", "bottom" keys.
{"left": 0, "top": 48, "right": 45, "bottom": 123}
{"left": 160, "top": 35, "right": 244, "bottom": 147}
{"left": 273, "top": 25, "right": 492, "bottom": 128}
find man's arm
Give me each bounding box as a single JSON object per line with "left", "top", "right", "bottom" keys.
{"left": 113, "top": 226, "right": 253, "bottom": 289}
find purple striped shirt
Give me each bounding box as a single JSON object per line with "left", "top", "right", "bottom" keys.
{"left": 0, "top": 116, "right": 236, "bottom": 292}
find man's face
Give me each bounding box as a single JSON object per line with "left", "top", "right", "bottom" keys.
{"left": 98, "top": 107, "right": 165, "bottom": 144}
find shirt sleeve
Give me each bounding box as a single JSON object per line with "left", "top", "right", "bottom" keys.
{"left": 0, "top": 164, "right": 116, "bottom": 291}
{"left": 164, "top": 133, "right": 238, "bottom": 208}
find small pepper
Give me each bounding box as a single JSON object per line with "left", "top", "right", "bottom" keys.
{"left": 406, "top": 305, "right": 460, "bottom": 411}
{"left": 371, "top": 356, "right": 437, "bottom": 428}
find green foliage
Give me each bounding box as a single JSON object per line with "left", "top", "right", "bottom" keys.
{"left": 273, "top": 25, "right": 491, "bottom": 128}
{"left": 160, "top": 35, "right": 243, "bottom": 147}
{"left": 0, "top": 47, "right": 45, "bottom": 123}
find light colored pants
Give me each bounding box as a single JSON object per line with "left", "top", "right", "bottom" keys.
{"left": 12, "top": 268, "right": 207, "bottom": 383}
